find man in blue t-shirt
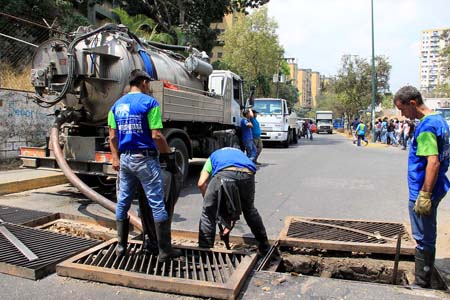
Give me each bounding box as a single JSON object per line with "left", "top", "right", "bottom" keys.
{"left": 197, "top": 147, "right": 270, "bottom": 255}
{"left": 394, "top": 85, "right": 450, "bottom": 288}
{"left": 240, "top": 110, "right": 257, "bottom": 162}
{"left": 250, "top": 109, "right": 263, "bottom": 164}
{"left": 108, "top": 70, "right": 181, "bottom": 261}
{"left": 355, "top": 120, "right": 368, "bottom": 146}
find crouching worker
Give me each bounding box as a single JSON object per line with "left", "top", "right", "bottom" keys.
{"left": 108, "top": 70, "right": 182, "bottom": 262}
{"left": 197, "top": 147, "right": 271, "bottom": 255}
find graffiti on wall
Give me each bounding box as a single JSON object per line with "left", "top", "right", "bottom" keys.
{"left": 0, "top": 89, "right": 55, "bottom": 151}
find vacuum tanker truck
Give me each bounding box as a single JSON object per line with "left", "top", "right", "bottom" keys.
{"left": 20, "top": 24, "right": 246, "bottom": 183}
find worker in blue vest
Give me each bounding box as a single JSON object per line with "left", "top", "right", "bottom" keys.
{"left": 108, "top": 70, "right": 182, "bottom": 262}
{"left": 197, "top": 147, "right": 271, "bottom": 255}
{"left": 355, "top": 120, "right": 369, "bottom": 146}
{"left": 394, "top": 85, "right": 450, "bottom": 288}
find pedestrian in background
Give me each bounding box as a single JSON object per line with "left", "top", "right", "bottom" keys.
{"left": 374, "top": 120, "right": 381, "bottom": 142}
{"left": 402, "top": 120, "right": 410, "bottom": 150}
{"left": 351, "top": 117, "right": 359, "bottom": 144}
{"left": 381, "top": 117, "right": 388, "bottom": 143}
{"left": 394, "top": 85, "right": 450, "bottom": 288}
{"left": 250, "top": 109, "right": 263, "bottom": 165}
{"left": 108, "top": 70, "right": 181, "bottom": 261}
{"left": 387, "top": 119, "right": 399, "bottom": 146}
{"left": 355, "top": 120, "right": 368, "bottom": 146}
{"left": 240, "top": 110, "right": 256, "bottom": 162}
{"left": 308, "top": 120, "right": 315, "bottom": 140}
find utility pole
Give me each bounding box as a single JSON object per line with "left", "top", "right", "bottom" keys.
{"left": 370, "top": 0, "right": 376, "bottom": 142}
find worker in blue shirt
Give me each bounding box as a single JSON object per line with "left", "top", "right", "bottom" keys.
{"left": 394, "top": 85, "right": 450, "bottom": 288}
{"left": 250, "top": 109, "right": 263, "bottom": 164}
{"left": 197, "top": 147, "right": 271, "bottom": 255}
{"left": 355, "top": 120, "right": 369, "bottom": 146}
{"left": 108, "top": 70, "right": 182, "bottom": 262}
{"left": 240, "top": 110, "right": 257, "bottom": 162}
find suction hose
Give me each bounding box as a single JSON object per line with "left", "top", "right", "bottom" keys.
{"left": 50, "top": 123, "right": 142, "bottom": 231}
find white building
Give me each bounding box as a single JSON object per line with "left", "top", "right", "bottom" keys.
{"left": 420, "top": 28, "right": 450, "bottom": 93}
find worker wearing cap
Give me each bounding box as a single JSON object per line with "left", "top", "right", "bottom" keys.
{"left": 394, "top": 85, "right": 450, "bottom": 288}
{"left": 197, "top": 147, "right": 271, "bottom": 255}
{"left": 108, "top": 69, "right": 181, "bottom": 261}
{"left": 250, "top": 109, "right": 263, "bottom": 165}
{"left": 241, "top": 109, "right": 257, "bottom": 162}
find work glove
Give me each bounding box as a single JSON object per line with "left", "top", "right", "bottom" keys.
{"left": 160, "top": 152, "right": 178, "bottom": 174}
{"left": 414, "top": 190, "right": 432, "bottom": 216}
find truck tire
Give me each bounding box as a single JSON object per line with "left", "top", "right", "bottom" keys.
{"left": 168, "top": 138, "right": 189, "bottom": 183}
{"left": 293, "top": 129, "right": 298, "bottom": 144}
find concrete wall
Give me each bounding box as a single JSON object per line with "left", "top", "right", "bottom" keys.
{"left": 0, "top": 89, "right": 55, "bottom": 160}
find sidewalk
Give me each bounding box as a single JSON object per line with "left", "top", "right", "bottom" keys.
{"left": 336, "top": 130, "right": 391, "bottom": 148}
{"left": 0, "top": 168, "right": 68, "bottom": 195}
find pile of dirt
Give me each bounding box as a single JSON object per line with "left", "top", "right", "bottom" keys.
{"left": 45, "top": 220, "right": 116, "bottom": 241}
{"left": 0, "top": 158, "right": 22, "bottom": 171}
{"left": 282, "top": 253, "right": 414, "bottom": 285}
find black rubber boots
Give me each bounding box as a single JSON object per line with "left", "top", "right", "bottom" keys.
{"left": 116, "top": 218, "right": 129, "bottom": 257}
{"left": 414, "top": 248, "right": 435, "bottom": 288}
{"left": 155, "top": 219, "right": 183, "bottom": 262}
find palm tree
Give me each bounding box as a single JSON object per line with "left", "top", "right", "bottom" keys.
{"left": 112, "top": 8, "right": 177, "bottom": 44}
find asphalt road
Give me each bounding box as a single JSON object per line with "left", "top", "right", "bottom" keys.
{"left": 1, "top": 132, "right": 450, "bottom": 299}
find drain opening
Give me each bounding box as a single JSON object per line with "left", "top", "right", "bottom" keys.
{"left": 263, "top": 247, "right": 447, "bottom": 290}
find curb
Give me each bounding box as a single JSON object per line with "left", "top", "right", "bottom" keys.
{"left": 0, "top": 174, "right": 69, "bottom": 195}
{"left": 336, "top": 131, "right": 388, "bottom": 148}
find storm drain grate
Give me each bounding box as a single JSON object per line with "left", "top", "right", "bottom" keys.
{"left": 0, "top": 205, "right": 55, "bottom": 225}
{"left": 278, "top": 216, "right": 416, "bottom": 255}
{"left": 0, "top": 223, "right": 99, "bottom": 280}
{"left": 57, "top": 239, "right": 257, "bottom": 300}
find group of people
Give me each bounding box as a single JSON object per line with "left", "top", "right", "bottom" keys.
{"left": 108, "top": 70, "right": 449, "bottom": 290}
{"left": 301, "top": 120, "right": 315, "bottom": 140}
{"left": 108, "top": 70, "right": 270, "bottom": 263}
{"left": 374, "top": 117, "right": 416, "bottom": 150}
{"left": 240, "top": 108, "right": 263, "bottom": 164}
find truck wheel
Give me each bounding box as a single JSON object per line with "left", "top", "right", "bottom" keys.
{"left": 293, "top": 129, "right": 298, "bottom": 144}
{"left": 168, "top": 138, "right": 189, "bottom": 183}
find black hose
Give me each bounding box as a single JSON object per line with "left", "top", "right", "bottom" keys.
{"left": 50, "top": 120, "right": 142, "bottom": 231}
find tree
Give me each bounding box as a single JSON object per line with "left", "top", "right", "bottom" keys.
{"left": 112, "top": 8, "right": 176, "bottom": 44}
{"left": 334, "top": 54, "right": 391, "bottom": 123}
{"left": 221, "top": 7, "right": 283, "bottom": 97}
{"left": 121, "top": 0, "right": 270, "bottom": 52}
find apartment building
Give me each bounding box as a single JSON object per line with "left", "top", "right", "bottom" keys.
{"left": 311, "top": 71, "right": 320, "bottom": 108}
{"left": 420, "top": 28, "right": 450, "bottom": 93}
{"left": 297, "top": 69, "right": 312, "bottom": 109}
{"left": 209, "top": 12, "right": 239, "bottom": 63}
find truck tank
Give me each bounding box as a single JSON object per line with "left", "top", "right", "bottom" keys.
{"left": 30, "top": 24, "right": 212, "bottom": 125}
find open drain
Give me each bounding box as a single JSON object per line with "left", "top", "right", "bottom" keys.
{"left": 0, "top": 223, "right": 99, "bottom": 280}
{"left": 0, "top": 205, "right": 55, "bottom": 226}
{"left": 279, "top": 216, "right": 416, "bottom": 255}
{"left": 57, "top": 239, "right": 257, "bottom": 300}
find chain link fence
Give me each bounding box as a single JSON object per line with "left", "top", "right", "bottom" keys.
{"left": 0, "top": 12, "right": 65, "bottom": 91}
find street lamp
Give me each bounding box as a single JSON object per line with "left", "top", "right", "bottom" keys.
{"left": 370, "top": 0, "right": 376, "bottom": 142}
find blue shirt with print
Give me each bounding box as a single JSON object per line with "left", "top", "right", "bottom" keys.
{"left": 251, "top": 117, "right": 261, "bottom": 138}
{"left": 207, "top": 147, "right": 256, "bottom": 176}
{"left": 408, "top": 113, "right": 450, "bottom": 201}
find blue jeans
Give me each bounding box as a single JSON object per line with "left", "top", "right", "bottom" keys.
{"left": 357, "top": 134, "right": 367, "bottom": 146}
{"left": 408, "top": 199, "right": 441, "bottom": 252}
{"left": 381, "top": 130, "right": 387, "bottom": 143}
{"left": 387, "top": 131, "right": 398, "bottom": 144}
{"left": 116, "top": 153, "right": 168, "bottom": 222}
{"left": 243, "top": 139, "right": 256, "bottom": 161}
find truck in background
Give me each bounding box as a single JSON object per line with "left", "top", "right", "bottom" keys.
{"left": 253, "top": 98, "right": 299, "bottom": 147}
{"left": 315, "top": 111, "right": 333, "bottom": 134}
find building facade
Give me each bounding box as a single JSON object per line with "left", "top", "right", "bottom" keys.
{"left": 420, "top": 28, "right": 450, "bottom": 93}
{"left": 311, "top": 71, "right": 321, "bottom": 109}
{"left": 209, "top": 12, "right": 239, "bottom": 63}
{"left": 297, "top": 69, "right": 312, "bottom": 109}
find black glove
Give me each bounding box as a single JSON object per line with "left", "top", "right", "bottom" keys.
{"left": 160, "top": 152, "right": 178, "bottom": 174}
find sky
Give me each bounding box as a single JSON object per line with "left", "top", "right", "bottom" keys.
{"left": 266, "top": 0, "right": 449, "bottom": 92}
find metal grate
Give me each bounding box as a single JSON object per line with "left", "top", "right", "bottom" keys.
{"left": 0, "top": 205, "right": 55, "bottom": 225}
{"left": 0, "top": 223, "right": 99, "bottom": 280}
{"left": 279, "top": 216, "right": 416, "bottom": 255}
{"left": 57, "top": 239, "right": 257, "bottom": 300}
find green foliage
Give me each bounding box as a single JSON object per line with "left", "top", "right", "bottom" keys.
{"left": 381, "top": 93, "right": 394, "bottom": 109}
{"left": 276, "top": 83, "right": 299, "bottom": 108}
{"left": 112, "top": 8, "right": 177, "bottom": 44}
{"left": 440, "top": 30, "right": 450, "bottom": 78}
{"left": 221, "top": 7, "right": 283, "bottom": 97}
{"left": 334, "top": 54, "right": 391, "bottom": 119}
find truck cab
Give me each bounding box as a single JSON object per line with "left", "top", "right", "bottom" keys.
{"left": 253, "top": 98, "right": 298, "bottom": 147}
{"left": 315, "top": 111, "right": 333, "bottom": 134}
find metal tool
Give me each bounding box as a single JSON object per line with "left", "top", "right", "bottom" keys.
{"left": 392, "top": 232, "right": 402, "bottom": 285}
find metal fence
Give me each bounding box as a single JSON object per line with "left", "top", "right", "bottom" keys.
{"left": 0, "top": 12, "right": 65, "bottom": 91}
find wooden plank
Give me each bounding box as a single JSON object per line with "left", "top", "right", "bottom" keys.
{"left": 225, "top": 254, "right": 258, "bottom": 300}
